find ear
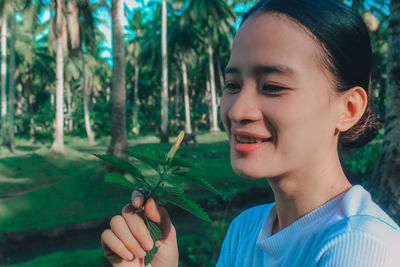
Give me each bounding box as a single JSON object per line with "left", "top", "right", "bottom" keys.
{"left": 336, "top": 86, "right": 368, "bottom": 132}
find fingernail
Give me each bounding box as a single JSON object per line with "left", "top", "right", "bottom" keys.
{"left": 125, "top": 252, "right": 134, "bottom": 261}
{"left": 143, "top": 240, "right": 154, "bottom": 251}
{"left": 131, "top": 191, "right": 144, "bottom": 205}
{"left": 138, "top": 249, "right": 146, "bottom": 258}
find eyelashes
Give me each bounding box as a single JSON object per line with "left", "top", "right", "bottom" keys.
{"left": 224, "top": 83, "right": 241, "bottom": 93}
{"left": 261, "top": 84, "right": 287, "bottom": 93}
{"left": 224, "top": 82, "right": 288, "bottom": 95}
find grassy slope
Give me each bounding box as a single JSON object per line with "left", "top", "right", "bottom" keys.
{"left": 0, "top": 132, "right": 267, "bottom": 237}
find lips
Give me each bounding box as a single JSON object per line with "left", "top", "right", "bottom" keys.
{"left": 231, "top": 129, "right": 272, "bottom": 153}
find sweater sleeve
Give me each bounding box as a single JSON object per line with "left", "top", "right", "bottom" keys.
{"left": 317, "top": 231, "right": 396, "bottom": 267}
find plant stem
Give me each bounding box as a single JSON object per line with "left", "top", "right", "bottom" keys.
{"left": 148, "top": 168, "right": 167, "bottom": 197}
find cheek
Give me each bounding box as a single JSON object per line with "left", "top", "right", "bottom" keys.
{"left": 276, "top": 93, "right": 335, "bottom": 155}
{"left": 220, "top": 95, "right": 233, "bottom": 131}
{"left": 267, "top": 93, "right": 327, "bottom": 138}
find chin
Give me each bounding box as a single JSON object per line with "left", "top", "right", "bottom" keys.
{"left": 231, "top": 159, "right": 270, "bottom": 179}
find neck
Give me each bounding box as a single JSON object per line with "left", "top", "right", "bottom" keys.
{"left": 268, "top": 151, "right": 352, "bottom": 235}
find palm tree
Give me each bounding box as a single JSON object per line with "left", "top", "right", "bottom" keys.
{"left": 49, "top": 0, "right": 67, "bottom": 154}
{"left": 1, "top": 15, "right": 7, "bottom": 147}
{"left": 0, "top": 0, "right": 31, "bottom": 150}
{"left": 76, "top": 0, "right": 97, "bottom": 145}
{"left": 369, "top": 0, "right": 400, "bottom": 221}
{"left": 186, "top": 0, "right": 236, "bottom": 132}
{"left": 16, "top": 2, "right": 53, "bottom": 142}
{"left": 81, "top": 53, "right": 96, "bottom": 145}
{"left": 126, "top": 9, "right": 145, "bottom": 135}
{"left": 168, "top": 15, "right": 200, "bottom": 134}
{"left": 160, "top": 0, "right": 169, "bottom": 142}
{"left": 107, "top": 0, "right": 127, "bottom": 158}
{"left": 64, "top": 57, "right": 79, "bottom": 133}
{"left": 48, "top": 0, "right": 94, "bottom": 152}
{"left": 6, "top": 14, "right": 15, "bottom": 151}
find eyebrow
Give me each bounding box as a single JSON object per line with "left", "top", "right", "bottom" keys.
{"left": 225, "top": 65, "right": 296, "bottom": 78}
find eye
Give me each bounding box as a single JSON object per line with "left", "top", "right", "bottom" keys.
{"left": 224, "top": 82, "right": 241, "bottom": 93}
{"left": 261, "top": 84, "right": 287, "bottom": 94}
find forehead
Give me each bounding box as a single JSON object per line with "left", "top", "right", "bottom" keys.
{"left": 228, "top": 12, "right": 324, "bottom": 75}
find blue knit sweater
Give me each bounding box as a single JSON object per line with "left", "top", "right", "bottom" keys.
{"left": 216, "top": 185, "right": 400, "bottom": 266}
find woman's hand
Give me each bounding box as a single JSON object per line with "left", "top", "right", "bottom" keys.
{"left": 101, "top": 191, "right": 179, "bottom": 267}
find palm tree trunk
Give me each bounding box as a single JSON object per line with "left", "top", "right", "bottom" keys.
{"left": 216, "top": 55, "right": 224, "bottom": 107}
{"left": 51, "top": 35, "right": 65, "bottom": 154}
{"left": 29, "top": 94, "right": 34, "bottom": 142}
{"left": 25, "top": 65, "right": 34, "bottom": 142}
{"left": 67, "top": 1, "right": 80, "bottom": 50}
{"left": 216, "top": 55, "right": 225, "bottom": 92}
{"left": 106, "top": 87, "right": 110, "bottom": 103}
{"left": 181, "top": 57, "right": 192, "bottom": 134}
{"left": 83, "top": 81, "right": 95, "bottom": 146}
{"left": 207, "top": 30, "right": 220, "bottom": 132}
{"left": 174, "top": 76, "right": 180, "bottom": 116}
{"left": 160, "top": 0, "right": 169, "bottom": 143}
{"left": 107, "top": 0, "right": 127, "bottom": 158}
{"left": 82, "top": 53, "right": 95, "bottom": 145}
{"left": 369, "top": 0, "right": 400, "bottom": 222}
{"left": 132, "top": 62, "right": 140, "bottom": 135}
{"left": 1, "top": 17, "right": 8, "bottom": 147}
{"left": 7, "top": 15, "right": 16, "bottom": 151}
{"left": 65, "top": 80, "right": 72, "bottom": 132}
{"left": 206, "top": 72, "right": 212, "bottom": 131}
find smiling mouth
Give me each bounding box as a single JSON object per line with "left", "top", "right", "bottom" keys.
{"left": 234, "top": 135, "right": 272, "bottom": 144}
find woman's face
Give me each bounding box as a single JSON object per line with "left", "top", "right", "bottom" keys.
{"left": 221, "top": 12, "right": 342, "bottom": 179}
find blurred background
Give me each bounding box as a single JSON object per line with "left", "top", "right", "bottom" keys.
{"left": 0, "top": 0, "right": 397, "bottom": 266}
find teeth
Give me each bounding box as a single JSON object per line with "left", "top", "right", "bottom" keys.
{"left": 235, "top": 135, "right": 269, "bottom": 144}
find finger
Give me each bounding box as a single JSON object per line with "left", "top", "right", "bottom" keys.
{"left": 101, "top": 229, "right": 134, "bottom": 262}
{"left": 144, "top": 198, "right": 173, "bottom": 238}
{"left": 122, "top": 204, "right": 154, "bottom": 251}
{"left": 110, "top": 215, "right": 147, "bottom": 259}
{"left": 131, "top": 190, "right": 145, "bottom": 209}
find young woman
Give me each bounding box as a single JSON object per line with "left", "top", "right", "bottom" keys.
{"left": 101, "top": 0, "right": 400, "bottom": 266}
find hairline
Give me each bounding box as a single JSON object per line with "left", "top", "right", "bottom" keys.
{"left": 240, "top": 10, "right": 341, "bottom": 92}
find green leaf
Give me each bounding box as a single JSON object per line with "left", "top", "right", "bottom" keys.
{"left": 145, "top": 245, "right": 159, "bottom": 266}
{"left": 144, "top": 219, "right": 162, "bottom": 266}
{"left": 104, "top": 172, "right": 135, "bottom": 189}
{"left": 171, "top": 170, "right": 221, "bottom": 195}
{"left": 124, "top": 150, "right": 164, "bottom": 171}
{"left": 94, "top": 154, "right": 150, "bottom": 190}
{"left": 147, "top": 219, "right": 163, "bottom": 242}
{"left": 168, "top": 157, "right": 200, "bottom": 170}
{"left": 155, "top": 186, "right": 211, "bottom": 223}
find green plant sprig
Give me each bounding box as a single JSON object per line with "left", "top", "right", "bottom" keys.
{"left": 94, "top": 132, "right": 221, "bottom": 266}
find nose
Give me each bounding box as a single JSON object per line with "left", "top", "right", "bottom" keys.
{"left": 228, "top": 82, "right": 262, "bottom": 124}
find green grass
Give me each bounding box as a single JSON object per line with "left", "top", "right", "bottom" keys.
{"left": 6, "top": 249, "right": 104, "bottom": 267}
{"left": 0, "top": 132, "right": 268, "bottom": 239}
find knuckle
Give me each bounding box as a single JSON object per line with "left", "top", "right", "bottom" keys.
{"left": 114, "top": 242, "right": 126, "bottom": 253}
{"left": 110, "top": 215, "right": 124, "bottom": 229}
{"left": 126, "top": 240, "right": 141, "bottom": 252}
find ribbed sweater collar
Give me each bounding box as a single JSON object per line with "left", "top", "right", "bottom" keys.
{"left": 256, "top": 185, "right": 359, "bottom": 258}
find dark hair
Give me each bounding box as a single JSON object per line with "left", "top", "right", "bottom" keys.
{"left": 241, "top": 0, "right": 378, "bottom": 148}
